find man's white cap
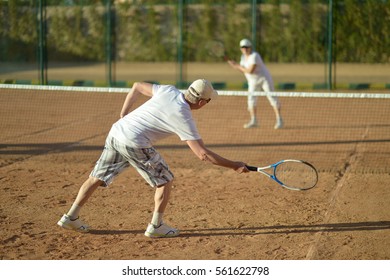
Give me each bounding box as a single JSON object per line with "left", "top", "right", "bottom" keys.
{"left": 239, "top": 38, "right": 252, "bottom": 48}
{"left": 187, "top": 79, "right": 218, "bottom": 100}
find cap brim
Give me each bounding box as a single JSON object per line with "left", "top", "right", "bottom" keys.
{"left": 211, "top": 89, "right": 218, "bottom": 100}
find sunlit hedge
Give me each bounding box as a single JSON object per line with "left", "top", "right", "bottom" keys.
{"left": 1, "top": 0, "right": 389, "bottom": 63}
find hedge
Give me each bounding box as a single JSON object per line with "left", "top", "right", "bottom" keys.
{"left": 0, "top": 0, "right": 389, "bottom": 63}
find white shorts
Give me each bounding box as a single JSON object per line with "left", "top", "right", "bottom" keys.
{"left": 90, "top": 135, "right": 174, "bottom": 187}
{"left": 247, "top": 77, "right": 280, "bottom": 109}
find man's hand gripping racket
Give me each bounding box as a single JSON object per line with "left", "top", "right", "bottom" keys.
{"left": 246, "top": 159, "right": 318, "bottom": 191}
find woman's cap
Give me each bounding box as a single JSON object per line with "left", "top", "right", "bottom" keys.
{"left": 239, "top": 38, "right": 252, "bottom": 48}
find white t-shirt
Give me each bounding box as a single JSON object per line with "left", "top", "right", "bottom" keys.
{"left": 109, "top": 84, "right": 201, "bottom": 148}
{"left": 240, "top": 51, "right": 273, "bottom": 87}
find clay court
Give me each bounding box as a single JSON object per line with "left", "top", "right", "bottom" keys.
{"left": 0, "top": 63, "right": 389, "bottom": 260}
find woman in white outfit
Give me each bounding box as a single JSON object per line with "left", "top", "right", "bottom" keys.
{"left": 228, "top": 38, "right": 283, "bottom": 129}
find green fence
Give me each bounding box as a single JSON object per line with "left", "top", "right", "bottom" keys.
{"left": 1, "top": 0, "right": 389, "bottom": 89}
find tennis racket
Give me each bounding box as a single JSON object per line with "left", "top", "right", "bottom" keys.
{"left": 246, "top": 159, "right": 318, "bottom": 191}
{"left": 206, "top": 40, "right": 228, "bottom": 61}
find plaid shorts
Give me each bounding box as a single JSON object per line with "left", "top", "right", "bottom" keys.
{"left": 90, "top": 135, "right": 174, "bottom": 187}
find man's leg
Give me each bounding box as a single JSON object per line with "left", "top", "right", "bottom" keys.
{"left": 154, "top": 180, "right": 173, "bottom": 215}
{"left": 145, "top": 180, "right": 179, "bottom": 238}
{"left": 57, "top": 177, "right": 104, "bottom": 232}
{"left": 68, "top": 177, "right": 104, "bottom": 218}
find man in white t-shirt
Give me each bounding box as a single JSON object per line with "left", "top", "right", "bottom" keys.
{"left": 57, "top": 79, "right": 249, "bottom": 238}
{"left": 228, "top": 38, "right": 283, "bottom": 129}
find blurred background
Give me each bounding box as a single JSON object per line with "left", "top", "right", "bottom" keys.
{"left": 0, "top": 0, "right": 389, "bottom": 90}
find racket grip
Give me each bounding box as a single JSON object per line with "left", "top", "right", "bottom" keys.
{"left": 246, "top": 165, "right": 258, "bottom": 171}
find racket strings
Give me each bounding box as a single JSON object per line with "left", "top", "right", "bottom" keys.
{"left": 207, "top": 41, "right": 225, "bottom": 58}
{"left": 275, "top": 162, "right": 318, "bottom": 190}
{"left": 212, "top": 46, "right": 224, "bottom": 57}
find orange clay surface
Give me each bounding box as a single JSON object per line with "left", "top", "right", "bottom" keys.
{"left": 1, "top": 66, "right": 389, "bottom": 260}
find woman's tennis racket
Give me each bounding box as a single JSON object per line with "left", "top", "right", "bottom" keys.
{"left": 246, "top": 159, "right": 318, "bottom": 191}
{"left": 206, "top": 40, "right": 228, "bottom": 61}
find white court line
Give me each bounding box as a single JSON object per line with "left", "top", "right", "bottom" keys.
{"left": 305, "top": 127, "right": 369, "bottom": 259}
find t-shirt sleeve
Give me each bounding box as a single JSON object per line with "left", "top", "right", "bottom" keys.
{"left": 174, "top": 105, "right": 201, "bottom": 141}
{"left": 175, "top": 120, "right": 201, "bottom": 141}
{"left": 248, "top": 53, "right": 257, "bottom": 65}
{"left": 152, "top": 84, "right": 161, "bottom": 96}
{"left": 239, "top": 55, "right": 245, "bottom": 67}
{"left": 153, "top": 84, "right": 178, "bottom": 98}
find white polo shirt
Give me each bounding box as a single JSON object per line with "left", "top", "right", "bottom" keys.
{"left": 109, "top": 84, "right": 201, "bottom": 148}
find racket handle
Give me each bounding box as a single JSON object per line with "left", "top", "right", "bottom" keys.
{"left": 246, "top": 165, "right": 258, "bottom": 172}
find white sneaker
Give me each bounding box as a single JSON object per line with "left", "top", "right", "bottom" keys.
{"left": 144, "top": 223, "right": 179, "bottom": 238}
{"left": 57, "top": 214, "right": 89, "bottom": 233}
{"left": 274, "top": 118, "right": 284, "bottom": 129}
{"left": 243, "top": 121, "right": 258, "bottom": 129}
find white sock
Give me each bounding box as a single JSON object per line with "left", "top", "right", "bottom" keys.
{"left": 67, "top": 204, "right": 81, "bottom": 220}
{"left": 151, "top": 212, "right": 163, "bottom": 227}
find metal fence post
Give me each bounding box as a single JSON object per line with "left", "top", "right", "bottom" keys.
{"left": 327, "top": 0, "right": 334, "bottom": 90}
{"left": 38, "top": 0, "right": 47, "bottom": 85}
{"left": 177, "top": 0, "right": 184, "bottom": 88}
{"left": 106, "top": 0, "right": 113, "bottom": 87}
{"left": 251, "top": 0, "right": 257, "bottom": 49}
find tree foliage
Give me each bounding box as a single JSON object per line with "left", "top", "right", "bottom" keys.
{"left": 0, "top": 0, "right": 389, "bottom": 63}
